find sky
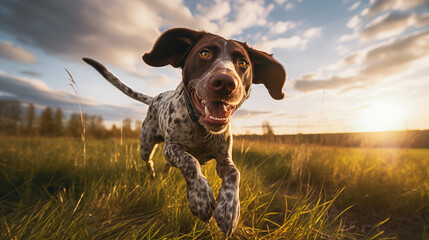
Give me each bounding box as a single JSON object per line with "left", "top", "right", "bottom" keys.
{"left": 0, "top": 0, "right": 428, "bottom": 134}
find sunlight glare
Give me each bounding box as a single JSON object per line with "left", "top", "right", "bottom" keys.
{"left": 361, "top": 100, "right": 406, "bottom": 132}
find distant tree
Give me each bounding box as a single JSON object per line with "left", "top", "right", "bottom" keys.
{"left": 25, "top": 103, "right": 36, "bottom": 135}
{"left": 11, "top": 102, "right": 22, "bottom": 135}
{"left": 0, "top": 102, "right": 2, "bottom": 133}
{"left": 87, "top": 115, "right": 106, "bottom": 138}
{"left": 262, "top": 121, "right": 275, "bottom": 138}
{"left": 86, "top": 115, "right": 96, "bottom": 137}
{"left": 110, "top": 124, "right": 119, "bottom": 138}
{"left": 53, "top": 108, "right": 63, "bottom": 136}
{"left": 95, "top": 115, "right": 106, "bottom": 138}
{"left": 134, "top": 120, "right": 142, "bottom": 137}
{"left": 122, "top": 118, "right": 133, "bottom": 138}
{"left": 39, "top": 107, "right": 54, "bottom": 136}
{"left": 67, "top": 113, "right": 81, "bottom": 137}
{"left": 134, "top": 120, "right": 142, "bottom": 131}
{"left": 0, "top": 100, "right": 22, "bottom": 135}
{"left": 0, "top": 101, "right": 21, "bottom": 134}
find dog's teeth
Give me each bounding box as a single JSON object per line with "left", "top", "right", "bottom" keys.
{"left": 205, "top": 105, "right": 210, "bottom": 117}
{"left": 208, "top": 116, "right": 227, "bottom": 121}
{"left": 202, "top": 100, "right": 207, "bottom": 106}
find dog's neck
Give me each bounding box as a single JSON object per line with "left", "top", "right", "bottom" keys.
{"left": 182, "top": 86, "right": 199, "bottom": 123}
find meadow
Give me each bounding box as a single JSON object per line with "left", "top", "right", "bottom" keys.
{"left": 0, "top": 136, "right": 427, "bottom": 239}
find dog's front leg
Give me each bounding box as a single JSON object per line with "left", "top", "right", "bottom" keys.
{"left": 164, "top": 143, "right": 215, "bottom": 222}
{"left": 214, "top": 159, "right": 240, "bottom": 236}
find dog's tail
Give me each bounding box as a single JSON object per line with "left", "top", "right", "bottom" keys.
{"left": 82, "top": 58, "right": 153, "bottom": 105}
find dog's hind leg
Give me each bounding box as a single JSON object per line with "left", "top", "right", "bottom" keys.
{"left": 140, "top": 141, "right": 158, "bottom": 178}
{"left": 139, "top": 107, "right": 162, "bottom": 178}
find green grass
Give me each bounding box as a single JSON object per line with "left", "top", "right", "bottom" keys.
{"left": 0, "top": 136, "right": 427, "bottom": 239}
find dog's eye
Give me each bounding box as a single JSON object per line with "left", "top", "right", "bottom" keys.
{"left": 238, "top": 59, "right": 248, "bottom": 68}
{"left": 200, "top": 50, "right": 211, "bottom": 59}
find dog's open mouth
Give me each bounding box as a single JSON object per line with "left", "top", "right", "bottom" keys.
{"left": 191, "top": 90, "right": 237, "bottom": 125}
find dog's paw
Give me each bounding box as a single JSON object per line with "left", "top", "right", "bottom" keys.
{"left": 214, "top": 187, "right": 240, "bottom": 236}
{"left": 186, "top": 176, "right": 215, "bottom": 222}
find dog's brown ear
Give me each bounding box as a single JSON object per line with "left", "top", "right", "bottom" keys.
{"left": 143, "top": 28, "right": 205, "bottom": 68}
{"left": 247, "top": 48, "right": 286, "bottom": 100}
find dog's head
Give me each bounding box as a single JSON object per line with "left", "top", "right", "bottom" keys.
{"left": 143, "top": 28, "right": 286, "bottom": 134}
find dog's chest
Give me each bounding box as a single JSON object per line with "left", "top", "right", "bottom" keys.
{"left": 167, "top": 119, "right": 226, "bottom": 163}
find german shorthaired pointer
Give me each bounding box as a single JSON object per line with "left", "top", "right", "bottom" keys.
{"left": 83, "top": 28, "right": 286, "bottom": 236}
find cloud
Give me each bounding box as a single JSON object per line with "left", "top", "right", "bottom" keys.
{"left": 347, "top": 15, "right": 362, "bottom": 29}
{"left": 269, "top": 21, "right": 297, "bottom": 35}
{"left": 149, "top": 74, "right": 177, "bottom": 88}
{"left": 0, "top": 1, "right": 159, "bottom": 72}
{"left": 0, "top": 0, "right": 282, "bottom": 74}
{"left": 197, "top": 0, "right": 231, "bottom": 21}
{"left": 348, "top": 1, "right": 361, "bottom": 11}
{"left": 302, "top": 27, "right": 322, "bottom": 38}
{"left": 234, "top": 109, "right": 272, "bottom": 118}
{"left": 154, "top": 1, "right": 218, "bottom": 32}
{"left": 0, "top": 40, "right": 36, "bottom": 63}
{"left": 336, "top": 44, "right": 350, "bottom": 55}
{"left": 293, "top": 29, "right": 429, "bottom": 91}
{"left": 365, "top": 0, "right": 429, "bottom": 18}
{"left": 329, "top": 1, "right": 429, "bottom": 92}
{"left": 361, "top": 30, "right": 429, "bottom": 76}
{"left": 285, "top": 3, "right": 295, "bottom": 10}
{"left": 253, "top": 36, "right": 307, "bottom": 52}
{"left": 273, "top": 0, "right": 299, "bottom": 10}
{"left": 339, "top": 85, "right": 367, "bottom": 94}
{"left": 361, "top": 12, "right": 429, "bottom": 41}
{"left": 20, "top": 70, "right": 42, "bottom": 77}
{"left": 338, "top": 32, "right": 358, "bottom": 42}
{"left": 294, "top": 76, "right": 360, "bottom": 92}
{"left": 218, "top": 0, "right": 274, "bottom": 38}
{"left": 416, "top": 12, "right": 429, "bottom": 26}
{"left": 271, "top": 112, "right": 290, "bottom": 117}
{"left": 361, "top": 8, "right": 370, "bottom": 16}
{"left": 0, "top": 72, "right": 145, "bottom": 120}
{"left": 254, "top": 27, "right": 322, "bottom": 52}
{"left": 275, "top": 0, "right": 288, "bottom": 4}
{"left": 341, "top": 1, "right": 429, "bottom": 43}
{"left": 0, "top": 0, "right": 219, "bottom": 73}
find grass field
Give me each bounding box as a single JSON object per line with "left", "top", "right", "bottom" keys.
{"left": 0, "top": 136, "right": 428, "bottom": 239}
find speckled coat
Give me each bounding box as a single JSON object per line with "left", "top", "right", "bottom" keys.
{"left": 83, "top": 28, "right": 286, "bottom": 237}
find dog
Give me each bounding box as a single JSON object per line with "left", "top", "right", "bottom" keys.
{"left": 83, "top": 28, "right": 286, "bottom": 236}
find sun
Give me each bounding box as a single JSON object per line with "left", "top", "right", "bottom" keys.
{"left": 360, "top": 100, "right": 406, "bottom": 132}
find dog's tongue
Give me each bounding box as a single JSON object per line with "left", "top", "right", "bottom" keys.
{"left": 206, "top": 101, "right": 231, "bottom": 118}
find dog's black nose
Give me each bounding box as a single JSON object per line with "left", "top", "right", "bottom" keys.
{"left": 210, "top": 73, "right": 237, "bottom": 95}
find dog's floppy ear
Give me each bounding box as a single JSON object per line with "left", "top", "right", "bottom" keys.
{"left": 143, "top": 28, "right": 205, "bottom": 68}
{"left": 247, "top": 47, "right": 286, "bottom": 100}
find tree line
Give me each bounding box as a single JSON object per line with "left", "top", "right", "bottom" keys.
{"left": 236, "top": 130, "right": 429, "bottom": 148}
{"left": 0, "top": 100, "right": 141, "bottom": 138}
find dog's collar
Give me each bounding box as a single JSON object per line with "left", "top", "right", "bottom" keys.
{"left": 181, "top": 86, "right": 200, "bottom": 123}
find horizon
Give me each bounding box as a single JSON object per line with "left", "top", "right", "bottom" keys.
{"left": 3, "top": 99, "right": 428, "bottom": 136}
{"left": 1, "top": 0, "right": 429, "bottom": 134}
